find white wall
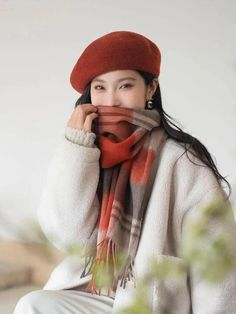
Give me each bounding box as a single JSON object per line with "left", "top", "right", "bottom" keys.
{"left": 1, "top": 0, "right": 236, "bottom": 239}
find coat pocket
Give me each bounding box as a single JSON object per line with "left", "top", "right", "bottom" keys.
{"left": 152, "top": 254, "right": 191, "bottom": 314}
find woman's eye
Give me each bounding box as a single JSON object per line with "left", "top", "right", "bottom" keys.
{"left": 120, "top": 83, "right": 133, "bottom": 89}
{"left": 93, "top": 84, "right": 133, "bottom": 90}
{"left": 94, "top": 85, "right": 104, "bottom": 90}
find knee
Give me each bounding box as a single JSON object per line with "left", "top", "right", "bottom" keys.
{"left": 13, "top": 290, "right": 52, "bottom": 314}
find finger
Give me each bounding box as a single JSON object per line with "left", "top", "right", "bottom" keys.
{"left": 75, "top": 104, "right": 98, "bottom": 115}
{"left": 67, "top": 104, "right": 98, "bottom": 129}
{"left": 68, "top": 104, "right": 96, "bottom": 128}
{"left": 67, "top": 110, "right": 84, "bottom": 129}
{"left": 83, "top": 112, "right": 98, "bottom": 132}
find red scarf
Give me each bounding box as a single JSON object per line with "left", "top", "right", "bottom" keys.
{"left": 81, "top": 105, "right": 168, "bottom": 295}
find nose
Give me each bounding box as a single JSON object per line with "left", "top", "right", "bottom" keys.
{"left": 104, "top": 91, "right": 121, "bottom": 107}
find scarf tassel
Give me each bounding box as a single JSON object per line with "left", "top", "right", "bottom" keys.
{"left": 80, "top": 254, "right": 96, "bottom": 278}
{"left": 120, "top": 258, "right": 137, "bottom": 289}
{"left": 80, "top": 238, "right": 135, "bottom": 295}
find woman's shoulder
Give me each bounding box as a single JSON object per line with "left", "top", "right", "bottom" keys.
{"left": 158, "top": 137, "right": 223, "bottom": 206}
{"left": 155, "top": 138, "right": 229, "bottom": 233}
{"left": 158, "top": 137, "right": 194, "bottom": 168}
{"left": 160, "top": 137, "right": 214, "bottom": 171}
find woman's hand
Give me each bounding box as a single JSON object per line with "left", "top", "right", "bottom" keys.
{"left": 66, "top": 104, "right": 98, "bottom": 133}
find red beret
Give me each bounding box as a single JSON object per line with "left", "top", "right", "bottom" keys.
{"left": 70, "top": 30, "right": 161, "bottom": 94}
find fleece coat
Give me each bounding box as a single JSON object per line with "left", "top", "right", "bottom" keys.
{"left": 37, "top": 126, "right": 236, "bottom": 314}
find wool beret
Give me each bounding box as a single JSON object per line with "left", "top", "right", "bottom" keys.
{"left": 70, "top": 30, "right": 161, "bottom": 94}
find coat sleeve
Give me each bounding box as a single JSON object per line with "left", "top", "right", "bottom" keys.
{"left": 181, "top": 186, "right": 236, "bottom": 314}
{"left": 37, "top": 129, "right": 101, "bottom": 254}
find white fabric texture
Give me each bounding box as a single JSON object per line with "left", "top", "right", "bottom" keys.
{"left": 31, "top": 126, "right": 236, "bottom": 314}
{"left": 64, "top": 126, "right": 96, "bottom": 148}
{"left": 13, "top": 289, "right": 114, "bottom": 314}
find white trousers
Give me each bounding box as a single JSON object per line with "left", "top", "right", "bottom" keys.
{"left": 13, "top": 289, "right": 114, "bottom": 314}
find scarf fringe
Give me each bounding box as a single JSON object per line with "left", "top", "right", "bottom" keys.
{"left": 120, "top": 258, "right": 137, "bottom": 289}
{"left": 81, "top": 237, "right": 136, "bottom": 296}
{"left": 80, "top": 254, "right": 96, "bottom": 278}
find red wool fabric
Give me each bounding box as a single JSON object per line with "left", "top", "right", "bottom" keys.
{"left": 70, "top": 30, "right": 161, "bottom": 94}
{"left": 80, "top": 106, "right": 168, "bottom": 295}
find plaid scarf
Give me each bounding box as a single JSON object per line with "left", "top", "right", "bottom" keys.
{"left": 81, "top": 105, "right": 168, "bottom": 295}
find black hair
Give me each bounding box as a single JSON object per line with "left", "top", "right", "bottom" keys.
{"left": 73, "top": 70, "right": 231, "bottom": 200}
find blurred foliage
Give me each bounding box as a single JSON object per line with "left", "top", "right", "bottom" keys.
{"left": 181, "top": 194, "right": 236, "bottom": 282}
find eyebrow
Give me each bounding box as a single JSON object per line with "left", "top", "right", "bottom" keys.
{"left": 92, "top": 77, "right": 137, "bottom": 83}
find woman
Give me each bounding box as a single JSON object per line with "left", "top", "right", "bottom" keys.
{"left": 14, "top": 31, "right": 236, "bottom": 314}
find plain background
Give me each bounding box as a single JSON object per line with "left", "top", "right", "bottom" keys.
{"left": 0, "top": 0, "right": 236, "bottom": 240}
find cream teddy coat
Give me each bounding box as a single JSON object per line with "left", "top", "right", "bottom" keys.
{"left": 37, "top": 126, "right": 236, "bottom": 314}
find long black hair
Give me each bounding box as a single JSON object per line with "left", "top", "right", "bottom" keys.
{"left": 73, "top": 70, "right": 231, "bottom": 200}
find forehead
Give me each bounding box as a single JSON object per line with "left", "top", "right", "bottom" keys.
{"left": 92, "top": 69, "right": 142, "bottom": 83}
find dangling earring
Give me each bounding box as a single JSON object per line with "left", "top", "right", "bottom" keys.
{"left": 146, "top": 98, "right": 154, "bottom": 110}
